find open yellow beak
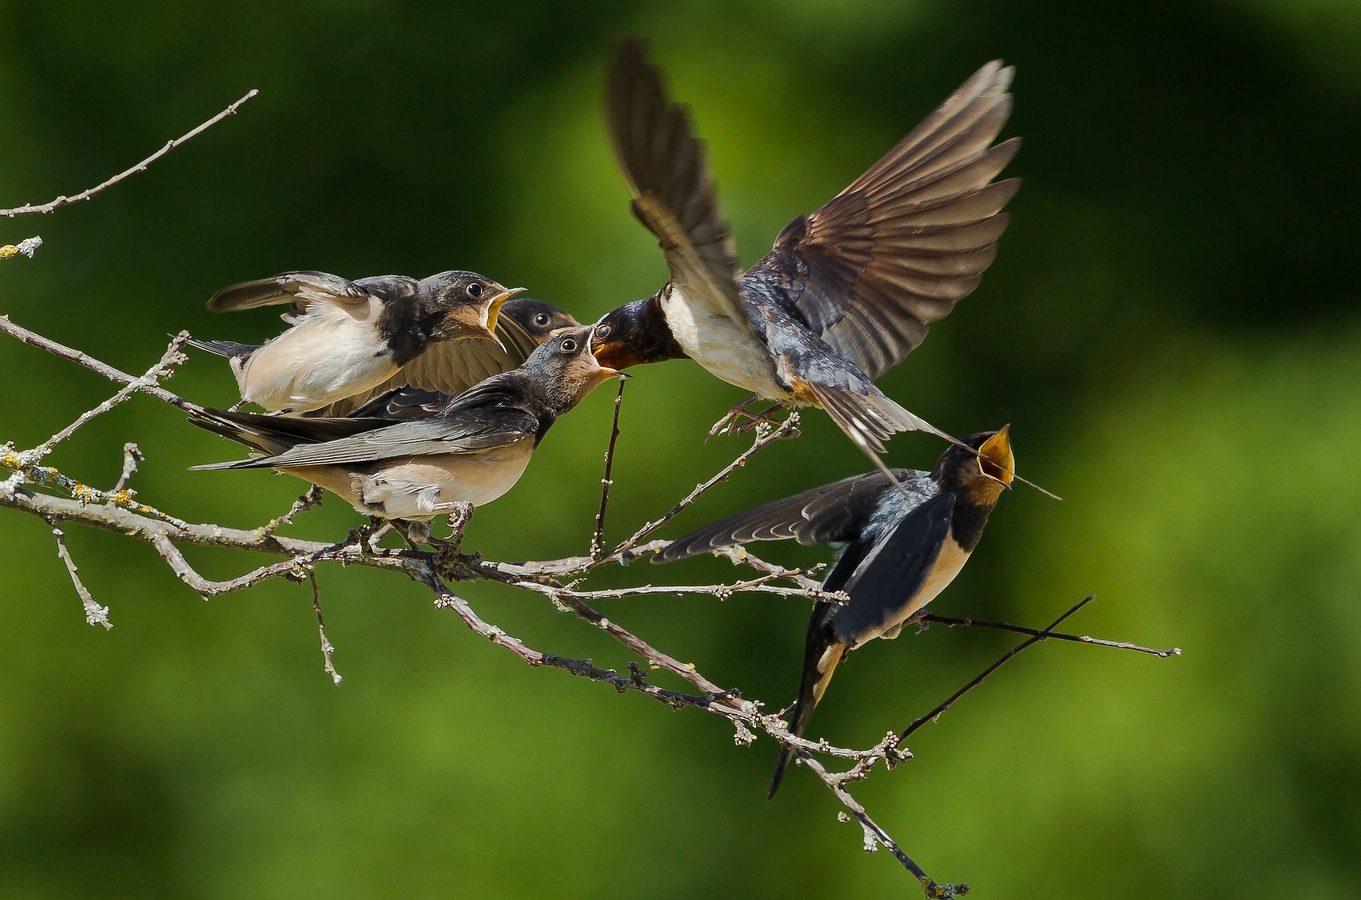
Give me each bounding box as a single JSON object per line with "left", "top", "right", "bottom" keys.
{"left": 977, "top": 425, "right": 1014, "bottom": 486}
{"left": 482, "top": 286, "right": 524, "bottom": 346}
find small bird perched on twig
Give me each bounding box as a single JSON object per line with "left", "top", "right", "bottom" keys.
{"left": 652, "top": 428, "right": 1014, "bottom": 797}
{"left": 591, "top": 40, "right": 1018, "bottom": 484}
{"left": 188, "top": 325, "right": 619, "bottom": 541}
{"left": 188, "top": 269, "right": 524, "bottom": 414}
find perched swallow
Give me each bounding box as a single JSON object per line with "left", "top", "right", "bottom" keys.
{"left": 188, "top": 326, "right": 618, "bottom": 534}
{"left": 188, "top": 269, "right": 524, "bottom": 414}
{"left": 593, "top": 41, "right": 1018, "bottom": 480}
{"left": 335, "top": 297, "right": 581, "bottom": 420}
{"left": 653, "top": 428, "right": 1014, "bottom": 797}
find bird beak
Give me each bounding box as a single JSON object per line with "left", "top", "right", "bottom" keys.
{"left": 480, "top": 286, "right": 524, "bottom": 349}
{"left": 977, "top": 425, "right": 1014, "bottom": 487}
{"left": 587, "top": 325, "right": 626, "bottom": 379}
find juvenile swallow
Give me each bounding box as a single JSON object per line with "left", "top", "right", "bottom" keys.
{"left": 188, "top": 326, "right": 618, "bottom": 534}
{"left": 335, "top": 297, "right": 581, "bottom": 420}
{"left": 593, "top": 41, "right": 1018, "bottom": 480}
{"left": 188, "top": 269, "right": 524, "bottom": 414}
{"left": 653, "top": 428, "right": 1014, "bottom": 797}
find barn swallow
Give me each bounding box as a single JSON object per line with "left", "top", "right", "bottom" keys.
{"left": 334, "top": 297, "right": 581, "bottom": 420}
{"left": 653, "top": 428, "right": 1014, "bottom": 797}
{"left": 188, "top": 326, "right": 618, "bottom": 536}
{"left": 592, "top": 40, "right": 1017, "bottom": 482}
{"left": 188, "top": 269, "right": 523, "bottom": 414}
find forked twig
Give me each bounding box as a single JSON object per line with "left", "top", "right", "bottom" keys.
{"left": 1, "top": 91, "right": 258, "bottom": 217}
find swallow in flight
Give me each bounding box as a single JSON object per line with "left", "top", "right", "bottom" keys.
{"left": 653, "top": 428, "right": 1014, "bottom": 797}
{"left": 188, "top": 269, "right": 524, "bottom": 414}
{"left": 189, "top": 325, "right": 618, "bottom": 539}
{"left": 592, "top": 40, "right": 1018, "bottom": 481}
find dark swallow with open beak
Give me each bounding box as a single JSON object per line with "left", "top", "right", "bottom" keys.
{"left": 592, "top": 40, "right": 1018, "bottom": 481}
{"left": 653, "top": 428, "right": 1014, "bottom": 797}
{"left": 188, "top": 269, "right": 524, "bottom": 414}
{"left": 188, "top": 325, "right": 618, "bottom": 538}
{"left": 334, "top": 297, "right": 581, "bottom": 420}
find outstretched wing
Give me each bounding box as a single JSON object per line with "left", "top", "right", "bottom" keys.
{"left": 652, "top": 469, "right": 932, "bottom": 563}
{"left": 206, "top": 271, "right": 413, "bottom": 316}
{"left": 745, "top": 60, "right": 1018, "bottom": 380}
{"left": 606, "top": 39, "right": 751, "bottom": 334}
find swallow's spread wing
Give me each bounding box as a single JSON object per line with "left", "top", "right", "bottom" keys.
{"left": 831, "top": 492, "right": 955, "bottom": 646}
{"left": 207, "top": 271, "right": 413, "bottom": 316}
{"left": 606, "top": 39, "right": 750, "bottom": 334}
{"left": 745, "top": 61, "right": 1018, "bottom": 380}
{"left": 345, "top": 386, "right": 451, "bottom": 420}
{"left": 652, "top": 469, "right": 933, "bottom": 563}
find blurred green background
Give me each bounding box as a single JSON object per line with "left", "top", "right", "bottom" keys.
{"left": 3, "top": 0, "right": 1360, "bottom": 896}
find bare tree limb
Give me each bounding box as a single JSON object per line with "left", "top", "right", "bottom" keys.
{"left": 1, "top": 91, "right": 258, "bottom": 218}
{"left": 0, "top": 237, "right": 42, "bottom": 259}
{"left": 49, "top": 522, "right": 112, "bottom": 630}
{"left": 310, "top": 570, "right": 342, "bottom": 685}
{"left": 590, "top": 375, "right": 626, "bottom": 559}
{"left": 918, "top": 610, "right": 1180, "bottom": 658}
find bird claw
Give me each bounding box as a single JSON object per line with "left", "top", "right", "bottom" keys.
{"left": 706, "top": 396, "right": 786, "bottom": 439}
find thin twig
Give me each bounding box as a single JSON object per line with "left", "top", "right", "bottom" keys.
{"left": 112, "top": 443, "right": 143, "bottom": 493}
{"left": 19, "top": 333, "right": 189, "bottom": 466}
{"left": 590, "top": 376, "right": 626, "bottom": 559}
{"left": 798, "top": 751, "right": 967, "bottom": 898}
{"left": 49, "top": 523, "right": 112, "bottom": 629}
{"left": 0, "top": 237, "right": 42, "bottom": 259}
{"left": 0, "top": 316, "right": 205, "bottom": 414}
{"left": 606, "top": 414, "right": 800, "bottom": 562}
{"left": 918, "top": 610, "right": 1180, "bottom": 658}
{"left": 1, "top": 91, "right": 258, "bottom": 217}
{"left": 309, "top": 570, "right": 342, "bottom": 685}
{"left": 898, "top": 596, "right": 1095, "bottom": 742}
{"left": 255, "top": 485, "right": 325, "bottom": 538}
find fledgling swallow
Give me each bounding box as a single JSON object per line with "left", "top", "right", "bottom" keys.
{"left": 653, "top": 428, "right": 1014, "bottom": 798}
{"left": 188, "top": 326, "right": 618, "bottom": 535}
{"left": 188, "top": 269, "right": 524, "bottom": 414}
{"left": 592, "top": 40, "right": 1018, "bottom": 482}
{"left": 336, "top": 297, "right": 581, "bottom": 420}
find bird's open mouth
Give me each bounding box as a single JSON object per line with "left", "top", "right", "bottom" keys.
{"left": 483, "top": 286, "right": 524, "bottom": 337}
{"left": 977, "top": 425, "right": 1014, "bottom": 485}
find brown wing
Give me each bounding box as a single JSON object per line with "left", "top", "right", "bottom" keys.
{"left": 313, "top": 312, "right": 544, "bottom": 416}
{"left": 206, "top": 271, "right": 390, "bottom": 315}
{"left": 745, "top": 61, "right": 1019, "bottom": 380}
{"left": 605, "top": 39, "right": 750, "bottom": 333}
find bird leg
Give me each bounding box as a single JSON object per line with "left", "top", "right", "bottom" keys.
{"left": 729, "top": 400, "right": 790, "bottom": 434}
{"left": 428, "top": 501, "right": 476, "bottom": 580}
{"left": 707, "top": 394, "right": 786, "bottom": 439}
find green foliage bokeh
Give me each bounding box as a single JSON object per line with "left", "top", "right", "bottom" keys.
{"left": 2, "top": 1, "right": 1359, "bottom": 896}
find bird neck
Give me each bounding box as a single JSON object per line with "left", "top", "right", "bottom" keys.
{"left": 621, "top": 295, "right": 687, "bottom": 365}
{"left": 944, "top": 486, "right": 999, "bottom": 552}
{"left": 376, "top": 296, "right": 440, "bottom": 365}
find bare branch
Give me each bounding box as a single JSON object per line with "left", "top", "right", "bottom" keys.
{"left": 49, "top": 523, "right": 112, "bottom": 630}
{"left": 255, "top": 485, "right": 325, "bottom": 538}
{"left": 898, "top": 596, "right": 1095, "bottom": 742}
{"left": 310, "top": 570, "right": 342, "bottom": 685}
{"left": 918, "top": 610, "right": 1181, "bottom": 658}
{"left": 1, "top": 91, "right": 258, "bottom": 218}
{"left": 590, "top": 376, "right": 626, "bottom": 559}
{"left": 0, "top": 236, "right": 42, "bottom": 259}
{"left": 0, "top": 316, "right": 205, "bottom": 415}
{"left": 112, "top": 442, "right": 144, "bottom": 493}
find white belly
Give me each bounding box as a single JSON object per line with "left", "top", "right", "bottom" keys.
{"left": 357, "top": 441, "right": 535, "bottom": 519}
{"left": 866, "top": 536, "right": 971, "bottom": 645}
{"left": 660, "top": 286, "right": 786, "bottom": 398}
{"left": 239, "top": 303, "right": 398, "bottom": 412}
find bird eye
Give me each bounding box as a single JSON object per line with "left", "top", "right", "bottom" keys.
{"left": 534, "top": 313, "right": 549, "bottom": 326}
{"left": 466, "top": 282, "right": 483, "bottom": 299}
{"left": 560, "top": 338, "right": 577, "bottom": 352}
{"left": 596, "top": 324, "right": 611, "bottom": 338}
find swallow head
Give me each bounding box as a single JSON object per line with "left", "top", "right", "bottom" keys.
{"left": 590, "top": 297, "right": 685, "bottom": 370}
{"left": 423, "top": 270, "right": 524, "bottom": 345}
{"left": 524, "top": 324, "right": 623, "bottom": 414}
{"left": 936, "top": 426, "right": 1015, "bottom": 506}
{"left": 500, "top": 297, "right": 581, "bottom": 343}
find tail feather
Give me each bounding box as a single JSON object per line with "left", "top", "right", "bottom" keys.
{"left": 185, "top": 337, "right": 257, "bottom": 360}
{"left": 770, "top": 608, "right": 848, "bottom": 799}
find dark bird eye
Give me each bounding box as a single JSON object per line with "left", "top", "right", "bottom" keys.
{"left": 534, "top": 313, "right": 549, "bottom": 326}
{"left": 560, "top": 338, "right": 577, "bottom": 352}
{"left": 595, "top": 324, "right": 611, "bottom": 338}
{"left": 466, "top": 282, "right": 483, "bottom": 299}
